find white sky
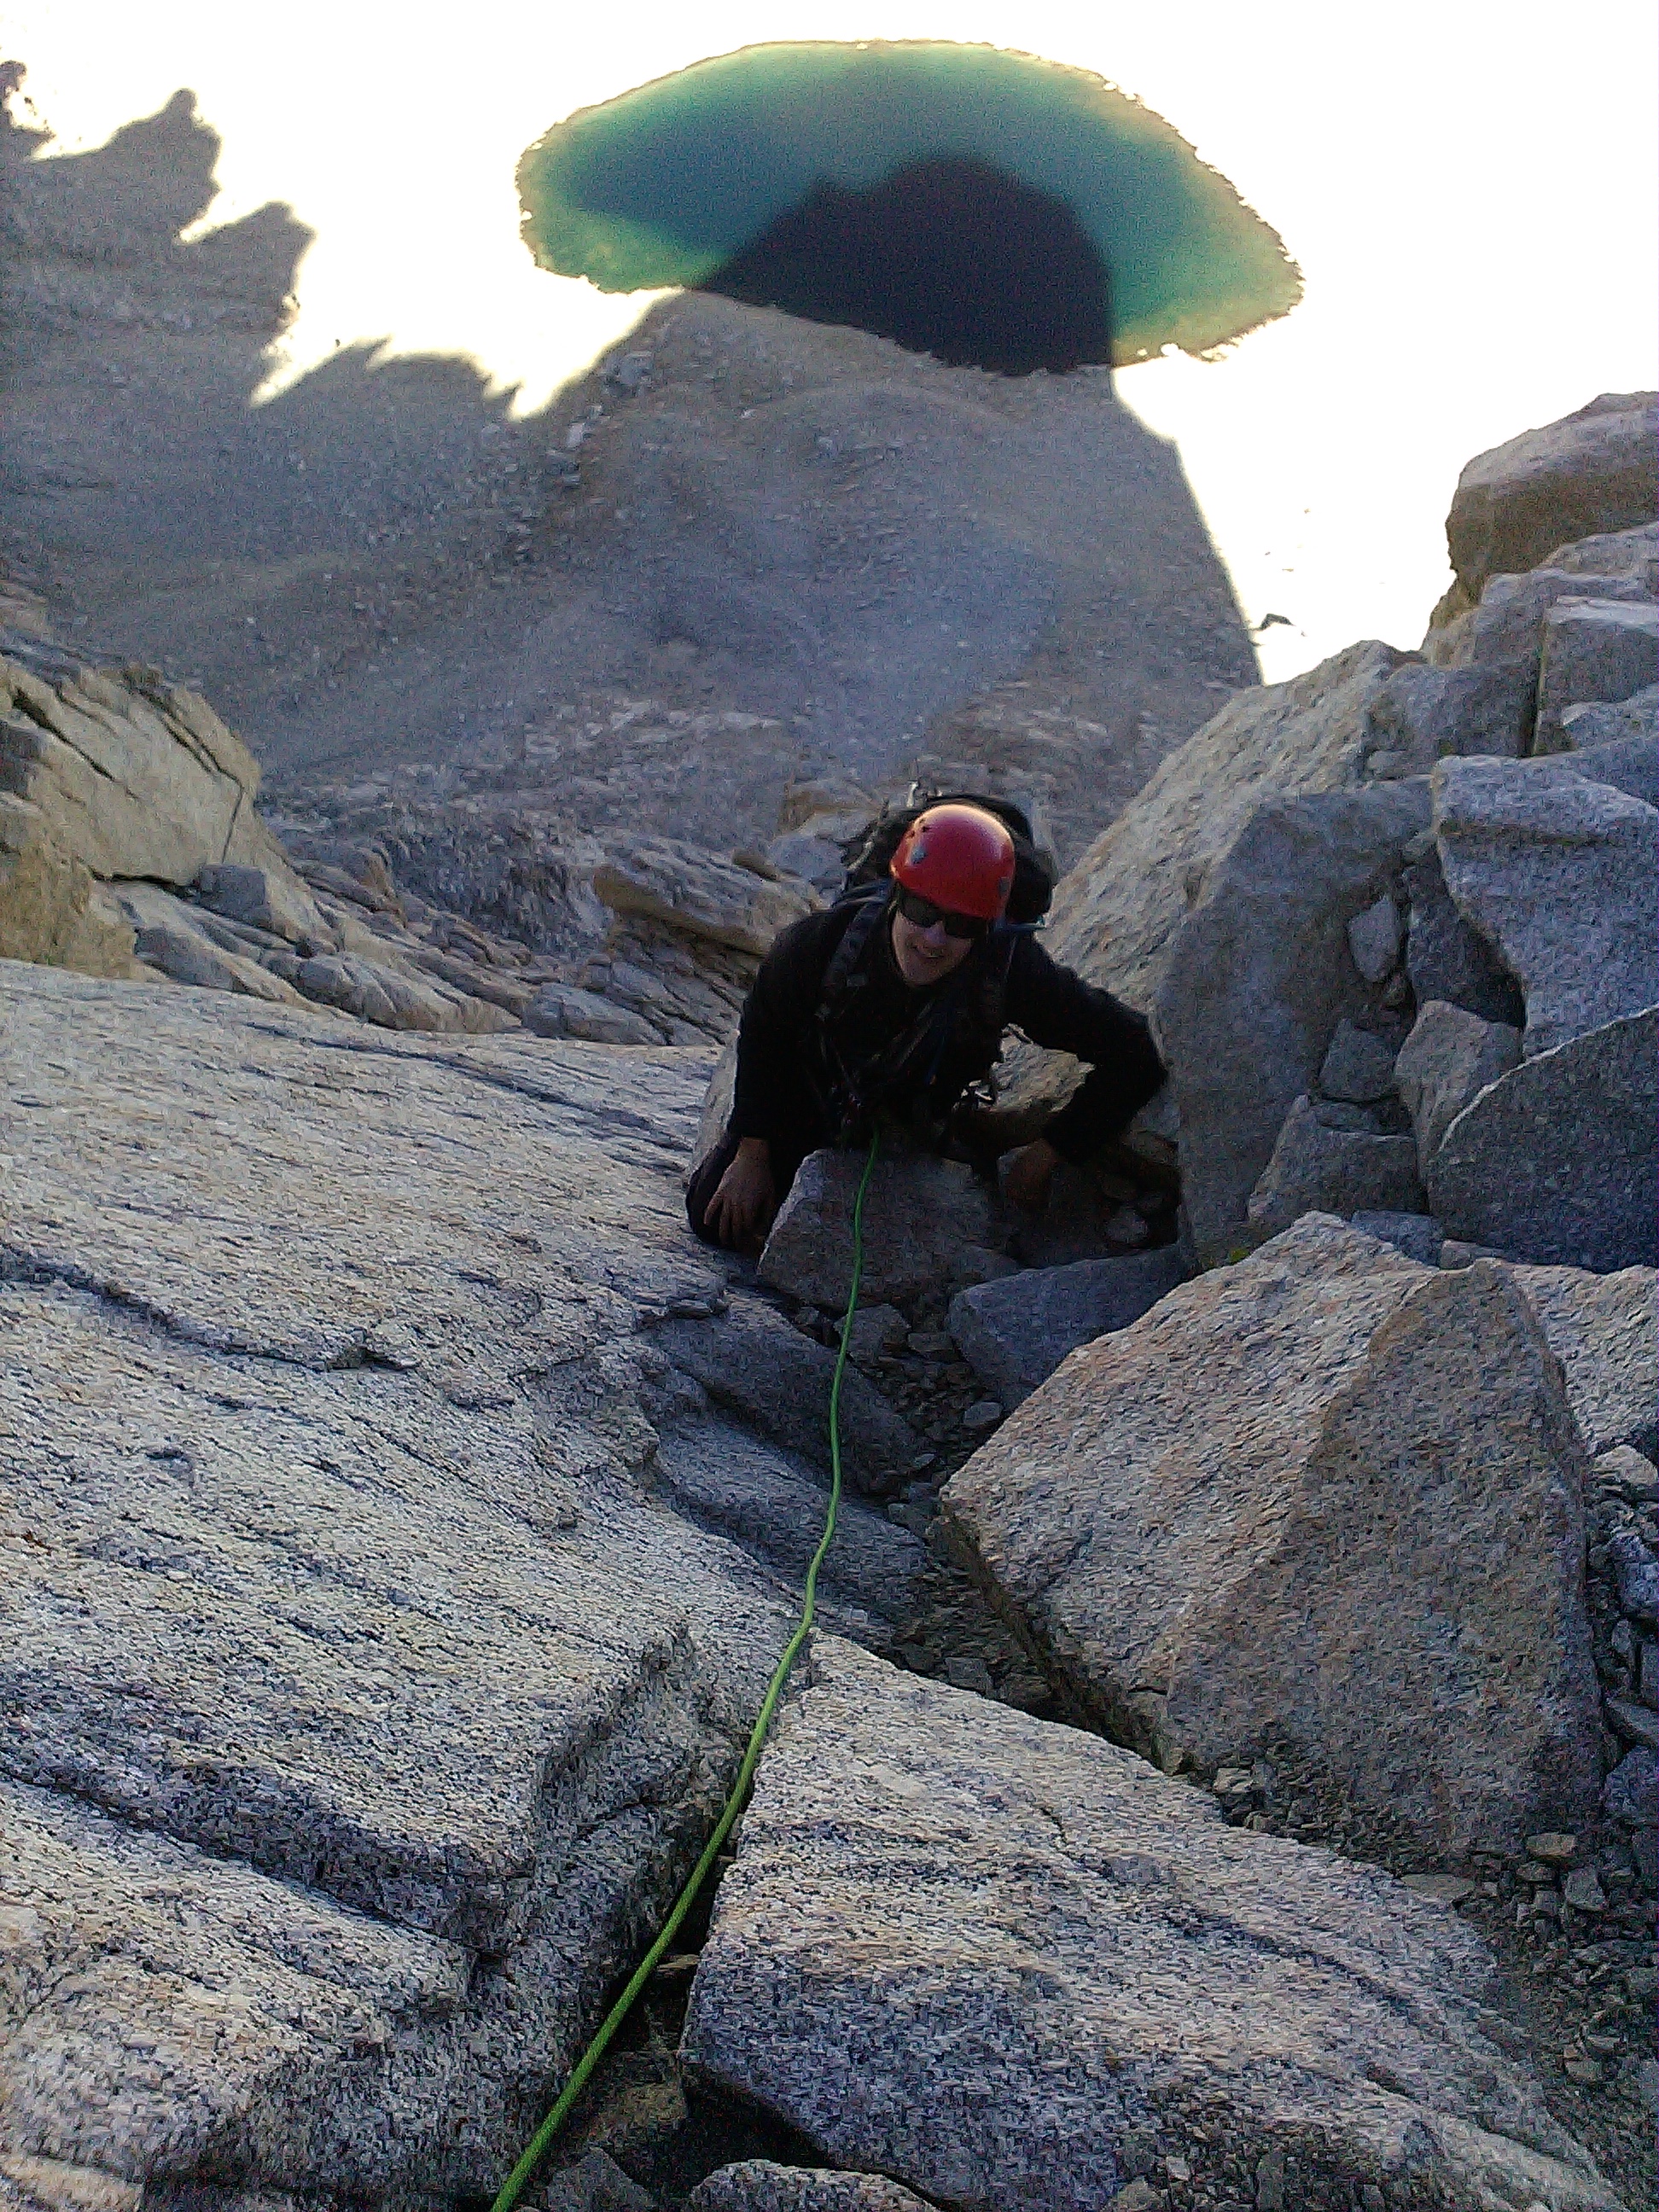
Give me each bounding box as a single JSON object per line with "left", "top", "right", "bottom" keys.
{"left": 4, "top": 1, "right": 1656, "bottom": 680}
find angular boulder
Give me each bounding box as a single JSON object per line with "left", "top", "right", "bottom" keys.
{"left": 1394, "top": 999, "right": 1522, "bottom": 1172}
{"left": 941, "top": 1216, "right": 1602, "bottom": 1857}
{"left": 1443, "top": 391, "right": 1659, "bottom": 603}
{"left": 1244, "top": 1095, "right": 1424, "bottom": 1242}
{"left": 1535, "top": 597, "right": 1659, "bottom": 749}
{"left": 947, "top": 1245, "right": 1189, "bottom": 1408}
{"left": 1425, "top": 1008, "right": 1657, "bottom": 1270}
{"left": 758, "top": 1147, "right": 1003, "bottom": 1307}
{"left": 1360, "top": 658, "right": 1534, "bottom": 774}
{"left": 527, "top": 981, "right": 662, "bottom": 1045}
{"left": 1432, "top": 754, "right": 1658, "bottom": 1057}
{"left": 1153, "top": 782, "right": 1429, "bottom": 1262}
{"left": 682, "top": 1639, "right": 1615, "bottom": 2212}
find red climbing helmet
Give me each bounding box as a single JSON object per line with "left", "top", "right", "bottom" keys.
{"left": 889, "top": 803, "right": 1016, "bottom": 923}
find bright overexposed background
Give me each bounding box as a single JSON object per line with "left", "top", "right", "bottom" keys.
{"left": 4, "top": 1, "right": 1656, "bottom": 678}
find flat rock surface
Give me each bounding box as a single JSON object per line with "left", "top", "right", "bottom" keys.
{"left": 941, "top": 1216, "right": 1602, "bottom": 1858}
{"left": 0, "top": 960, "right": 811, "bottom": 2200}
{"left": 948, "top": 1246, "right": 1190, "bottom": 1407}
{"left": 683, "top": 1639, "right": 1615, "bottom": 2212}
{"left": 1511, "top": 1264, "right": 1658, "bottom": 1461}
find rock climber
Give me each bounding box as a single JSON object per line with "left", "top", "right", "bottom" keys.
{"left": 688, "top": 800, "right": 1165, "bottom": 1250}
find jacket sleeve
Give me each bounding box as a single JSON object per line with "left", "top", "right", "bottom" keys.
{"left": 1004, "top": 937, "right": 1166, "bottom": 1161}
{"left": 728, "top": 911, "right": 838, "bottom": 1144}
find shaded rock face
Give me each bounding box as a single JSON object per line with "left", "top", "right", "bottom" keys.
{"left": 942, "top": 1218, "right": 1602, "bottom": 1858}
{"left": 947, "top": 1245, "right": 1190, "bottom": 1407}
{"left": 683, "top": 1639, "right": 1617, "bottom": 2212}
{"left": 1156, "top": 783, "right": 1429, "bottom": 1263}
{"left": 1442, "top": 393, "right": 1659, "bottom": 609}
{"left": 3, "top": 90, "right": 1255, "bottom": 852}
{"left": 0, "top": 961, "right": 887, "bottom": 2204}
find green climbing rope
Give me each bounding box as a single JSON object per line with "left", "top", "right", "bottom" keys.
{"left": 488, "top": 1131, "right": 882, "bottom": 2212}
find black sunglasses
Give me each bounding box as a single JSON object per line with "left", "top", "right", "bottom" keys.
{"left": 894, "top": 888, "right": 991, "bottom": 941}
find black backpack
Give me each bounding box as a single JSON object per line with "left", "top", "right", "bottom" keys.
{"left": 836, "top": 789, "right": 1056, "bottom": 925}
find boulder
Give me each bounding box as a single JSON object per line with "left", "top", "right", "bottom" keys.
{"left": 1425, "top": 565, "right": 1653, "bottom": 677}
{"left": 1360, "top": 659, "right": 1534, "bottom": 776}
{"left": 1432, "top": 754, "right": 1657, "bottom": 1057}
{"left": 527, "top": 980, "right": 662, "bottom": 1045}
{"left": 1443, "top": 392, "right": 1659, "bottom": 604}
{"left": 1535, "top": 597, "right": 1659, "bottom": 751}
{"left": 196, "top": 859, "right": 331, "bottom": 949}
{"left": 1317, "top": 1018, "right": 1397, "bottom": 1102}
{"left": 1551, "top": 725, "right": 1659, "bottom": 811}
{"left": 0, "top": 961, "right": 814, "bottom": 2207}
{"left": 947, "top": 1245, "right": 1190, "bottom": 1408}
{"left": 1155, "top": 782, "right": 1429, "bottom": 1263}
{"left": 542, "top": 2149, "right": 655, "bottom": 2212}
{"left": 1030, "top": 642, "right": 1414, "bottom": 1016}
{"left": 0, "top": 655, "right": 272, "bottom": 888}
{"left": 941, "top": 1216, "right": 1602, "bottom": 1857}
{"left": 104, "top": 881, "right": 308, "bottom": 1006}
{"left": 1394, "top": 1000, "right": 1522, "bottom": 1172}
{"left": 758, "top": 1148, "right": 1003, "bottom": 1307}
{"left": 1555, "top": 683, "right": 1658, "bottom": 774}
{"left": 651, "top": 1295, "right": 917, "bottom": 1487}
{"left": 1245, "top": 1097, "right": 1424, "bottom": 1242}
{"left": 592, "top": 836, "right": 819, "bottom": 957}
{"left": 1400, "top": 838, "right": 1525, "bottom": 1027}
{"left": 290, "top": 952, "right": 517, "bottom": 1033}
{"left": 1510, "top": 1264, "right": 1658, "bottom": 1460}
{"left": 1543, "top": 520, "right": 1659, "bottom": 587}
{"left": 1424, "top": 1008, "right": 1656, "bottom": 1270}
{"left": 681, "top": 1639, "right": 1615, "bottom": 2212}
{"left": 683, "top": 2165, "right": 938, "bottom": 2212}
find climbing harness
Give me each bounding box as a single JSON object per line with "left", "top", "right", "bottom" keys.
{"left": 488, "top": 1131, "right": 882, "bottom": 2212}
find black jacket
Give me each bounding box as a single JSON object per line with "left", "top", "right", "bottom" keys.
{"left": 730, "top": 894, "right": 1164, "bottom": 1161}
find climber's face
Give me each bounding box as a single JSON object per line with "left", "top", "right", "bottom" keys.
{"left": 889, "top": 905, "right": 976, "bottom": 988}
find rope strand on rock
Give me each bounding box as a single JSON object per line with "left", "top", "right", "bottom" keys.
{"left": 487, "top": 1131, "right": 881, "bottom": 2212}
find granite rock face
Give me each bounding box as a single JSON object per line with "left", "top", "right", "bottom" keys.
{"left": 1424, "top": 1008, "right": 1657, "bottom": 1270}
{"left": 1442, "top": 391, "right": 1659, "bottom": 604}
{"left": 758, "top": 1147, "right": 1004, "bottom": 1307}
{"left": 1431, "top": 754, "right": 1658, "bottom": 1058}
{"left": 942, "top": 1217, "right": 1602, "bottom": 1857}
{"left": 682, "top": 1639, "right": 1617, "bottom": 2212}
{"left": 947, "top": 1245, "right": 1190, "bottom": 1408}
{"left": 1153, "top": 782, "right": 1429, "bottom": 1263}
{"left": 0, "top": 960, "right": 831, "bottom": 2205}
